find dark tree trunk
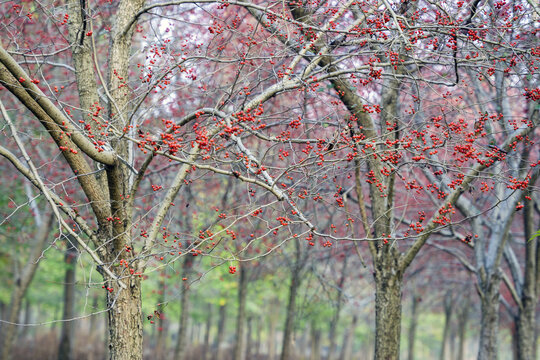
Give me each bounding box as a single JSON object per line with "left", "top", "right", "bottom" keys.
{"left": 202, "top": 303, "right": 212, "bottom": 360}
{"left": 174, "top": 256, "right": 193, "bottom": 360}
{"left": 58, "top": 238, "right": 79, "bottom": 360}
{"left": 233, "top": 266, "right": 248, "bottom": 360}
{"left": 407, "top": 295, "right": 419, "bottom": 360}
{"left": 214, "top": 303, "right": 227, "bottom": 360}
{"left": 246, "top": 317, "right": 253, "bottom": 360}
{"left": 309, "top": 322, "right": 321, "bottom": 360}
{"left": 439, "top": 292, "right": 453, "bottom": 360}
{"left": 516, "top": 196, "right": 538, "bottom": 360}
{"left": 280, "top": 243, "right": 303, "bottom": 360}
{"left": 327, "top": 254, "right": 348, "bottom": 360}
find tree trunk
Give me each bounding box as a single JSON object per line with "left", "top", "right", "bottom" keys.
{"left": 339, "top": 314, "right": 357, "bottom": 360}
{"left": 106, "top": 278, "right": 143, "bottom": 360}
{"left": 456, "top": 299, "right": 470, "bottom": 360}
{"left": 280, "top": 258, "right": 302, "bottom": 360}
{"left": 20, "top": 299, "right": 31, "bottom": 340}
{"left": 407, "top": 295, "right": 419, "bottom": 360}
{"left": 202, "top": 303, "right": 212, "bottom": 360}
{"left": 174, "top": 257, "right": 193, "bottom": 360}
{"left": 267, "top": 299, "right": 278, "bottom": 360}
{"left": 309, "top": 322, "right": 321, "bottom": 360}
{"left": 246, "top": 317, "right": 253, "bottom": 360}
{"left": 214, "top": 303, "right": 227, "bottom": 360}
{"left": 58, "top": 238, "right": 79, "bottom": 360}
{"left": 374, "top": 268, "right": 402, "bottom": 360}
{"left": 439, "top": 292, "right": 453, "bottom": 360}
{"left": 255, "top": 317, "right": 262, "bottom": 358}
{"left": 233, "top": 266, "right": 248, "bottom": 360}
{"left": 327, "top": 254, "right": 348, "bottom": 360}
{"left": 477, "top": 275, "right": 501, "bottom": 360}
{"left": 516, "top": 196, "right": 538, "bottom": 360}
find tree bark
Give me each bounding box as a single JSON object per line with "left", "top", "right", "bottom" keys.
{"left": 515, "top": 194, "right": 538, "bottom": 360}
{"left": 407, "top": 295, "right": 419, "bottom": 360}
{"left": 374, "top": 265, "right": 402, "bottom": 360}
{"left": 58, "top": 238, "right": 79, "bottom": 360}
{"left": 106, "top": 278, "right": 143, "bottom": 360}
{"left": 477, "top": 274, "right": 501, "bottom": 360}
{"left": 233, "top": 265, "right": 248, "bottom": 360}
{"left": 439, "top": 292, "right": 453, "bottom": 360}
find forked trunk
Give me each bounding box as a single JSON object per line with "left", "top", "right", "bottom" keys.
{"left": 106, "top": 279, "right": 143, "bottom": 360}
{"left": 374, "top": 269, "right": 402, "bottom": 360}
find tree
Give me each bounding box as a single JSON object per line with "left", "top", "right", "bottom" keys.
{"left": 0, "top": 1, "right": 539, "bottom": 360}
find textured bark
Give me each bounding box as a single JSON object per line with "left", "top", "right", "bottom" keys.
{"left": 516, "top": 196, "right": 538, "bottom": 360}
{"left": 407, "top": 295, "right": 419, "bottom": 360}
{"left": 106, "top": 279, "right": 143, "bottom": 360}
{"left": 374, "top": 264, "right": 402, "bottom": 360}
{"left": 233, "top": 266, "right": 248, "bottom": 360}
{"left": 439, "top": 292, "right": 453, "bottom": 360}
{"left": 478, "top": 275, "right": 501, "bottom": 360}
{"left": 58, "top": 238, "right": 79, "bottom": 360}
